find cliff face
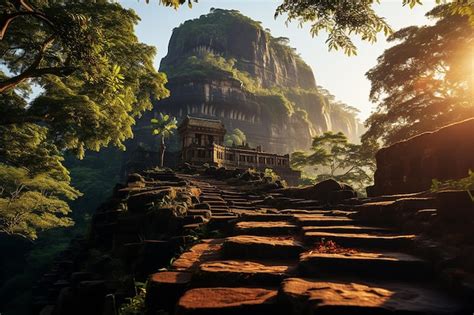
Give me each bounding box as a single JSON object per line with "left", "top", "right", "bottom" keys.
{"left": 133, "top": 9, "right": 362, "bottom": 156}
{"left": 160, "top": 9, "right": 315, "bottom": 90}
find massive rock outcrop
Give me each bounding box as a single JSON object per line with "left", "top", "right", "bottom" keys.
{"left": 131, "top": 9, "right": 363, "bottom": 157}
{"left": 370, "top": 118, "right": 474, "bottom": 195}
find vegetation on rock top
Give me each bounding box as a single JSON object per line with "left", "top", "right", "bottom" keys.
{"left": 160, "top": 8, "right": 361, "bottom": 137}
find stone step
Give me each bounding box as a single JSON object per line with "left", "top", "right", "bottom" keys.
{"left": 193, "top": 185, "right": 213, "bottom": 190}
{"left": 296, "top": 206, "right": 329, "bottom": 210}
{"left": 181, "top": 215, "right": 207, "bottom": 225}
{"left": 230, "top": 209, "right": 265, "bottom": 216}
{"left": 199, "top": 188, "right": 220, "bottom": 193}
{"left": 209, "top": 205, "right": 230, "bottom": 209}
{"left": 221, "top": 189, "right": 247, "bottom": 194}
{"left": 194, "top": 260, "right": 294, "bottom": 286}
{"left": 209, "top": 210, "right": 232, "bottom": 215}
{"left": 279, "top": 278, "right": 468, "bottom": 315}
{"left": 294, "top": 215, "right": 356, "bottom": 226}
{"left": 206, "top": 200, "right": 229, "bottom": 206}
{"left": 234, "top": 221, "right": 298, "bottom": 236}
{"left": 171, "top": 239, "right": 224, "bottom": 272}
{"left": 209, "top": 206, "right": 231, "bottom": 211}
{"left": 240, "top": 213, "right": 295, "bottom": 222}
{"left": 210, "top": 212, "right": 236, "bottom": 217}
{"left": 228, "top": 203, "right": 254, "bottom": 209}
{"left": 187, "top": 209, "right": 212, "bottom": 219}
{"left": 146, "top": 271, "right": 192, "bottom": 313}
{"left": 201, "top": 196, "right": 225, "bottom": 202}
{"left": 208, "top": 215, "right": 238, "bottom": 230}
{"left": 227, "top": 200, "right": 252, "bottom": 204}
{"left": 322, "top": 210, "right": 358, "bottom": 216}
{"left": 291, "top": 200, "right": 322, "bottom": 207}
{"left": 193, "top": 203, "right": 212, "bottom": 210}
{"left": 299, "top": 251, "right": 431, "bottom": 279}
{"left": 302, "top": 225, "right": 391, "bottom": 235}
{"left": 281, "top": 209, "right": 357, "bottom": 216}
{"left": 221, "top": 193, "right": 249, "bottom": 198}
{"left": 176, "top": 287, "right": 278, "bottom": 315}
{"left": 280, "top": 209, "right": 328, "bottom": 215}
{"left": 304, "top": 231, "right": 416, "bottom": 250}
{"left": 201, "top": 193, "right": 223, "bottom": 197}
{"left": 222, "top": 235, "right": 305, "bottom": 259}
{"left": 232, "top": 206, "right": 257, "bottom": 210}
{"left": 224, "top": 198, "right": 249, "bottom": 203}
{"left": 250, "top": 200, "right": 266, "bottom": 206}
{"left": 247, "top": 196, "right": 264, "bottom": 201}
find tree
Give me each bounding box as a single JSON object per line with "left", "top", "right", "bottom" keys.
{"left": 1, "top": 0, "right": 179, "bottom": 93}
{"left": 1, "top": 0, "right": 170, "bottom": 238}
{"left": 291, "top": 132, "right": 376, "bottom": 191}
{"left": 0, "top": 164, "right": 81, "bottom": 240}
{"left": 224, "top": 128, "right": 247, "bottom": 146}
{"left": 363, "top": 5, "right": 474, "bottom": 146}
{"left": 275, "top": 0, "right": 474, "bottom": 55}
{"left": 151, "top": 114, "right": 178, "bottom": 168}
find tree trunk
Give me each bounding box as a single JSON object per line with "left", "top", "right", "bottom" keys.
{"left": 160, "top": 136, "right": 166, "bottom": 168}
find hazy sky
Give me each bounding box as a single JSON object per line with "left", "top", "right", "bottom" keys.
{"left": 119, "top": 0, "right": 436, "bottom": 121}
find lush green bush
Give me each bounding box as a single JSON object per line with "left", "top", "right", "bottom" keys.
{"left": 225, "top": 128, "right": 247, "bottom": 146}
{"left": 119, "top": 282, "right": 147, "bottom": 315}
{"left": 431, "top": 170, "right": 474, "bottom": 202}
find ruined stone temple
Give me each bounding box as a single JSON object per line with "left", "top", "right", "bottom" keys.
{"left": 178, "top": 116, "right": 301, "bottom": 184}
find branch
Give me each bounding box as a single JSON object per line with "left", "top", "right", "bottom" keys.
{"left": 1, "top": 0, "right": 55, "bottom": 40}
{"left": 340, "top": 165, "right": 356, "bottom": 177}
{"left": 0, "top": 34, "right": 76, "bottom": 93}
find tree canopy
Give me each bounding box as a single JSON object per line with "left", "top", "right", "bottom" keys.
{"left": 291, "top": 132, "right": 376, "bottom": 192}
{"left": 1, "top": 0, "right": 170, "bottom": 239}
{"left": 363, "top": 5, "right": 474, "bottom": 145}
{"left": 225, "top": 128, "right": 247, "bottom": 147}
{"left": 275, "top": 0, "right": 474, "bottom": 55}
{"left": 0, "top": 164, "right": 80, "bottom": 240}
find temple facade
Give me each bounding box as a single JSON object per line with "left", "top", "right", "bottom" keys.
{"left": 178, "top": 116, "right": 301, "bottom": 184}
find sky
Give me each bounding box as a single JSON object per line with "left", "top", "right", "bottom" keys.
{"left": 119, "top": 0, "right": 437, "bottom": 121}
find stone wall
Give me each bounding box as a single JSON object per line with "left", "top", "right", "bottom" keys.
{"left": 371, "top": 118, "right": 474, "bottom": 196}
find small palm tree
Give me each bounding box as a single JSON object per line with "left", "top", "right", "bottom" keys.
{"left": 151, "top": 113, "right": 178, "bottom": 168}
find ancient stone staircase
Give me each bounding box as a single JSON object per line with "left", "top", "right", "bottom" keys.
{"left": 34, "top": 170, "right": 473, "bottom": 315}
{"left": 145, "top": 173, "right": 470, "bottom": 315}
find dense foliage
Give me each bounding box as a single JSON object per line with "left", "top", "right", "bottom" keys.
{"left": 363, "top": 5, "right": 474, "bottom": 146}
{"left": 275, "top": 0, "right": 474, "bottom": 55}
{"left": 0, "top": 164, "right": 79, "bottom": 239}
{"left": 431, "top": 169, "right": 474, "bottom": 202}
{"left": 1, "top": 0, "right": 170, "bottom": 239}
{"left": 224, "top": 128, "right": 247, "bottom": 147}
{"left": 291, "top": 132, "right": 376, "bottom": 192}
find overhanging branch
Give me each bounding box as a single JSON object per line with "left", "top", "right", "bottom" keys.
{"left": 0, "top": 32, "right": 77, "bottom": 93}
{"left": 1, "top": 0, "right": 55, "bottom": 40}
